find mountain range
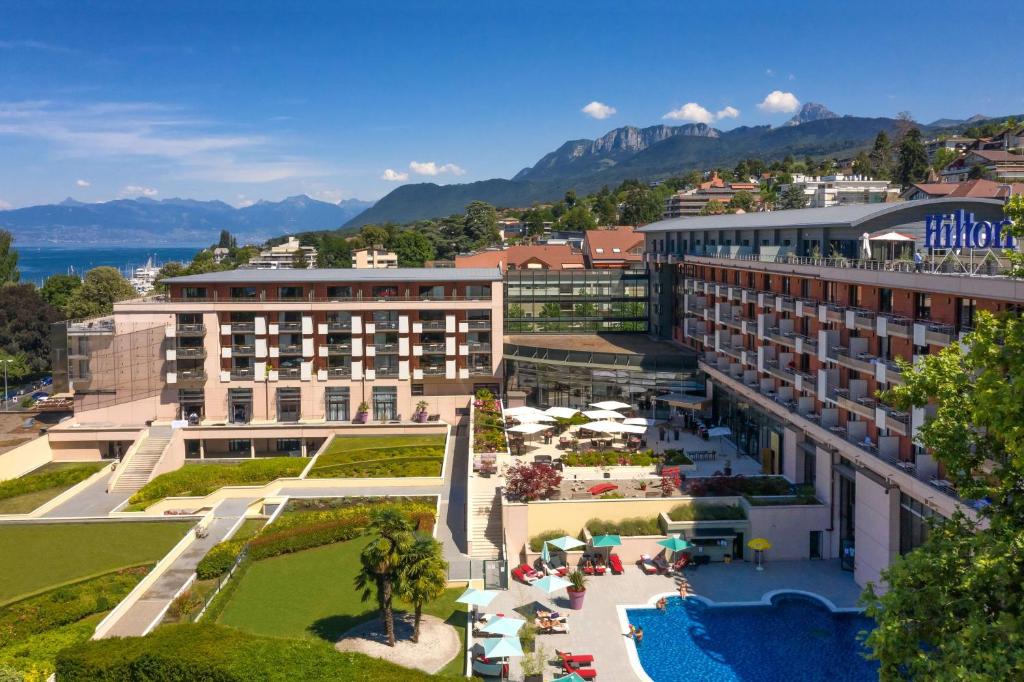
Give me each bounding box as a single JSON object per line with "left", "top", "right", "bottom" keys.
{"left": 0, "top": 195, "right": 374, "bottom": 246}
{"left": 347, "top": 106, "right": 1020, "bottom": 227}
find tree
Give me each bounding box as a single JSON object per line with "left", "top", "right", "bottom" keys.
{"left": 896, "top": 127, "right": 929, "bottom": 188}
{"left": 852, "top": 151, "right": 872, "bottom": 178}
{"left": 360, "top": 225, "right": 390, "bottom": 249}
{"left": 563, "top": 190, "right": 577, "bottom": 208}
{"left": 40, "top": 274, "right": 82, "bottom": 315}
{"left": 863, "top": 311, "right": 1024, "bottom": 679}
{"left": 0, "top": 284, "right": 60, "bottom": 374}
{"left": 391, "top": 231, "right": 436, "bottom": 267}
{"left": 869, "top": 131, "right": 894, "bottom": 180}
{"left": 967, "top": 164, "right": 991, "bottom": 180}
{"left": 464, "top": 201, "right": 500, "bottom": 248}
{"left": 777, "top": 185, "right": 808, "bottom": 210}
{"left": 522, "top": 209, "right": 546, "bottom": 239}
{"left": 594, "top": 194, "right": 618, "bottom": 226}
{"left": 932, "top": 147, "right": 959, "bottom": 173}
{"left": 726, "top": 190, "right": 755, "bottom": 212}
{"left": 217, "top": 230, "right": 237, "bottom": 249}
{"left": 65, "top": 267, "right": 136, "bottom": 319}
{"left": 396, "top": 537, "right": 448, "bottom": 643}
{"left": 1002, "top": 194, "right": 1024, "bottom": 277}
{"left": 504, "top": 461, "right": 562, "bottom": 501}
{"left": 0, "top": 351, "right": 30, "bottom": 383}
{"left": 316, "top": 233, "right": 353, "bottom": 268}
{"left": 699, "top": 201, "right": 729, "bottom": 216}
{"left": 620, "top": 188, "right": 661, "bottom": 226}
{"left": 355, "top": 509, "right": 416, "bottom": 647}
{"left": 560, "top": 204, "right": 597, "bottom": 231}
{"left": 0, "top": 230, "right": 19, "bottom": 284}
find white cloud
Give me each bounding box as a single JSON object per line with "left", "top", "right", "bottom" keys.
{"left": 310, "top": 189, "right": 347, "bottom": 203}
{"left": 75, "top": 179, "right": 90, "bottom": 187}
{"left": 409, "top": 161, "right": 466, "bottom": 176}
{"left": 581, "top": 101, "right": 616, "bottom": 120}
{"left": 119, "top": 185, "right": 158, "bottom": 198}
{"left": 758, "top": 90, "right": 801, "bottom": 113}
{"left": 663, "top": 102, "right": 739, "bottom": 124}
{"left": 0, "top": 199, "right": 11, "bottom": 209}
{"left": 235, "top": 194, "right": 255, "bottom": 208}
{"left": 381, "top": 168, "right": 409, "bottom": 182}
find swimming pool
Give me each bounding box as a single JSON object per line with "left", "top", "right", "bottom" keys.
{"left": 624, "top": 592, "right": 878, "bottom": 682}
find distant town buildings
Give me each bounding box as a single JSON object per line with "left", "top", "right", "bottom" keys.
{"left": 779, "top": 174, "right": 900, "bottom": 208}
{"left": 901, "top": 178, "right": 1024, "bottom": 201}
{"left": 582, "top": 226, "right": 645, "bottom": 269}
{"left": 939, "top": 149, "right": 1024, "bottom": 183}
{"left": 662, "top": 173, "right": 760, "bottom": 219}
{"left": 455, "top": 243, "right": 584, "bottom": 271}
{"left": 244, "top": 237, "right": 317, "bottom": 269}
{"left": 351, "top": 247, "right": 398, "bottom": 269}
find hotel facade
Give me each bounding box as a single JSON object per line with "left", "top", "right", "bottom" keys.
{"left": 640, "top": 197, "right": 1016, "bottom": 586}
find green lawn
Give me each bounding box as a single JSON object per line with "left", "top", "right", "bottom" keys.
{"left": 126, "top": 458, "right": 306, "bottom": 511}
{"left": 215, "top": 536, "right": 466, "bottom": 676}
{"left": 307, "top": 434, "right": 446, "bottom": 479}
{"left": 0, "top": 521, "right": 192, "bottom": 604}
{"left": 0, "top": 461, "right": 107, "bottom": 514}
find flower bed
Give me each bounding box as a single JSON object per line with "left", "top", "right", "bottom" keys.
{"left": 472, "top": 388, "right": 507, "bottom": 453}
{"left": 561, "top": 449, "right": 654, "bottom": 467}
{"left": 586, "top": 516, "right": 661, "bottom": 536}
{"left": 685, "top": 475, "right": 793, "bottom": 498}
{"left": 306, "top": 434, "right": 446, "bottom": 479}
{"left": 662, "top": 449, "right": 694, "bottom": 466}
{"left": 126, "top": 458, "right": 306, "bottom": 511}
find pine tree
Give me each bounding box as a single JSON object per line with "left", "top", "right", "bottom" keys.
{"left": 896, "top": 128, "right": 929, "bottom": 188}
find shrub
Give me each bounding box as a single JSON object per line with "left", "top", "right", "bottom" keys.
{"left": 504, "top": 462, "right": 561, "bottom": 502}
{"left": 196, "top": 540, "right": 246, "bottom": 580}
{"left": 0, "top": 464, "right": 105, "bottom": 502}
{"left": 586, "top": 516, "right": 660, "bottom": 536}
{"left": 560, "top": 449, "right": 654, "bottom": 467}
{"left": 127, "top": 458, "right": 306, "bottom": 510}
{"left": 0, "top": 614, "right": 100, "bottom": 681}
{"left": 167, "top": 589, "right": 204, "bottom": 621}
{"left": 599, "top": 492, "right": 625, "bottom": 499}
{"left": 528, "top": 529, "right": 568, "bottom": 552}
{"left": 54, "top": 623, "right": 438, "bottom": 681}
{"left": 685, "top": 475, "right": 793, "bottom": 498}
{"left": 667, "top": 503, "right": 746, "bottom": 521}
{"left": 663, "top": 449, "right": 693, "bottom": 465}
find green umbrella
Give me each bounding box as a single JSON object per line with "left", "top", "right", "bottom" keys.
{"left": 657, "top": 536, "right": 692, "bottom": 552}
{"left": 591, "top": 534, "right": 622, "bottom": 548}
{"left": 547, "top": 535, "right": 585, "bottom": 551}
{"left": 554, "top": 673, "right": 587, "bottom": 682}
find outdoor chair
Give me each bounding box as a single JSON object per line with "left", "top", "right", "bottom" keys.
{"left": 557, "top": 651, "right": 594, "bottom": 666}
{"left": 512, "top": 564, "right": 540, "bottom": 584}
{"left": 637, "top": 555, "right": 658, "bottom": 574}
{"left": 609, "top": 553, "right": 624, "bottom": 574}
{"left": 652, "top": 556, "right": 670, "bottom": 573}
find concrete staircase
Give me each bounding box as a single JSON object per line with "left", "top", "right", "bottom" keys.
{"left": 469, "top": 490, "right": 503, "bottom": 560}
{"left": 109, "top": 427, "right": 172, "bottom": 494}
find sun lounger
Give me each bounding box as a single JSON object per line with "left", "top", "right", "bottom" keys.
{"left": 512, "top": 563, "right": 541, "bottom": 584}
{"left": 671, "top": 554, "right": 691, "bottom": 572}
{"left": 562, "top": 659, "right": 598, "bottom": 678}
{"left": 609, "top": 553, "right": 624, "bottom": 574}
{"left": 637, "top": 554, "right": 658, "bottom": 574}
{"left": 542, "top": 559, "right": 569, "bottom": 577}
{"left": 473, "top": 656, "right": 508, "bottom": 677}
{"left": 537, "top": 617, "right": 569, "bottom": 634}
{"left": 652, "top": 556, "right": 670, "bottom": 573}
{"left": 557, "top": 650, "right": 595, "bottom": 665}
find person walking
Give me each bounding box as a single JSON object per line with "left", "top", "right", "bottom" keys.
{"left": 914, "top": 250, "right": 923, "bottom": 273}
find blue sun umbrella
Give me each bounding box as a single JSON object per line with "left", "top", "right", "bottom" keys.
{"left": 533, "top": 574, "right": 572, "bottom": 594}
{"left": 553, "top": 673, "right": 587, "bottom": 682}
{"left": 455, "top": 587, "right": 498, "bottom": 607}
{"left": 480, "top": 615, "right": 526, "bottom": 637}
{"left": 657, "top": 536, "right": 692, "bottom": 553}
{"left": 541, "top": 541, "right": 551, "bottom": 563}
{"left": 591, "top": 534, "right": 622, "bottom": 548}
{"left": 482, "top": 636, "right": 524, "bottom": 658}
{"left": 547, "top": 535, "right": 585, "bottom": 551}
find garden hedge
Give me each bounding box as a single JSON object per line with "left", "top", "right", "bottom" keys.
{"left": 0, "top": 463, "right": 104, "bottom": 502}
{"left": 127, "top": 458, "right": 306, "bottom": 510}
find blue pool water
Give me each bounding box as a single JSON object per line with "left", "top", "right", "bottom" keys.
{"left": 626, "top": 593, "right": 878, "bottom": 682}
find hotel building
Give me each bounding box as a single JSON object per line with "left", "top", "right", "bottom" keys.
{"left": 640, "top": 197, "right": 1015, "bottom": 586}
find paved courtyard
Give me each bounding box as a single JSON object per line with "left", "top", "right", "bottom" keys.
{"left": 476, "top": 559, "right": 862, "bottom": 681}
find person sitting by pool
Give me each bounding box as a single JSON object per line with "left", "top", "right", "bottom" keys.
{"left": 626, "top": 624, "right": 636, "bottom": 638}
{"left": 656, "top": 597, "right": 667, "bottom": 611}
{"left": 679, "top": 580, "right": 692, "bottom": 598}
{"left": 634, "top": 626, "right": 644, "bottom": 645}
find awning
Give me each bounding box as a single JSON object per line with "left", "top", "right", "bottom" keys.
{"left": 655, "top": 393, "right": 709, "bottom": 409}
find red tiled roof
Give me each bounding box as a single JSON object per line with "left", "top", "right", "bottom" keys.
{"left": 455, "top": 244, "right": 584, "bottom": 271}
{"left": 966, "top": 149, "right": 1024, "bottom": 163}
{"left": 583, "top": 227, "right": 644, "bottom": 264}
{"left": 904, "top": 179, "right": 1024, "bottom": 200}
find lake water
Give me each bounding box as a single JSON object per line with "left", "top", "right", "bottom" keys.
{"left": 16, "top": 246, "right": 201, "bottom": 285}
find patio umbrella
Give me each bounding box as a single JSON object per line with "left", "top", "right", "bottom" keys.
{"left": 482, "top": 636, "right": 524, "bottom": 658}
{"left": 591, "top": 534, "right": 622, "bottom": 548}
{"left": 658, "top": 536, "right": 692, "bottom": 553}
{"left": 623, "top": 417, "right": 657, "bottom": 426}
{"left": 554, "top": 673, "right": 587, "bottom": 682}
{"left": 508, "top": 422, "right": 548, "bottom": 434}
{"left": 590, "top": 400, "right": 632, "bottom": 410}
{"left": 748, "top": 537, "right": 772, "bottom": 571}
{"left": 620, "top": 423, "right": 648, "bottom": 435}
{"left": 860, "top": 232, "right": 872, "bottom": 260}
{"left": 533, "top": 574, "right": 572, "bottom": 594}
{"left": 583, "top": 420, "right": 626, "bottom": 433}
{"left": 869, "top": 229, "right": 915, "bottom": 261}
{"left": 514, "top": 412, "right": 556, "bottom": 422}
{"left": 503, "top": 406, "right": 545, "bottom": 417}
{"left": 545, "top": 406, "right": 580, "bottom": 419}
{"left": 583, "top": 409, "right": 627, "bottom": 420}
{"left": 481, "top": 616, "right": 526, "bottom": 637}
{"left": 547, "top": 535, "right": 585, "bottom": 551}
{"left": 541, "top": 542, "right": 551, "bottom": 563}
{"left": 456, "top": 587, "right": 498, "bottom": 607}
{"left": 707, "top": 425, "right": 733, "bottom": 456}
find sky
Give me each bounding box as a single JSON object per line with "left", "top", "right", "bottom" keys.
{"left": 1, "top": 0, "right": 1022, "bottom": 209}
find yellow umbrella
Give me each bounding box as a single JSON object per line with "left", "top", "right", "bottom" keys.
{"left": 748, "top": 538, "right": 771, "bottom": 571}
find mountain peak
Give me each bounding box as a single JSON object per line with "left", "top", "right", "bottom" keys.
{"left": 58, "top": 196, "right": 86, "bottom": 206}
{"left": 783, "top": 102, "right": 839, "bottom": 127}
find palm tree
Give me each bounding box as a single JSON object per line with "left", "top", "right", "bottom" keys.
{"left": 397, "top": 537, "right": 449, "bottom": 643}
{"left": 355, "top": 509, "right": 415, "bottom": 647}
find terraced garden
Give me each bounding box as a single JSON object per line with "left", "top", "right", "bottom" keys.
{"left": 0, "top": 461, "right": 107, "bottom": 514}
{"left": 306, "top": 434, "right": 447, "bottom": 478}
{"left": 125, "top": 458, "right": 306, "bottom": 511}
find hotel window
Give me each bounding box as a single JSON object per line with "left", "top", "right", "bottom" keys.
{"left": 957, "top": 297, "right": 977, "bottom": 330}
{"left": 372, "top": 285, "right": 399, "bottom": 299}
{"left": 466, "top": 285, "right": 491, "bottom": 299}
{"left": 879, "top": 288, "right": 893, "bottom": 314}
{"left": 230, "top": 286, "right": 258, "bottom": 300}
{"left": 277, "top": 387, "right": 301, "bottom": 422}
{"left": 327, "top": 285, "right": 352, "bottom": 300}
{"left": 763, "top": 275, "right": 772, "bottom": 291}
{"left": 419, "top": 285, "right": 444, "bottom": 300}
{"left": 372, "top": 386, "right": 398, "bottom": 421}
{"left": 228, "top": 439, "right": 251, "bottom": 455}
{"left": 178, "top": 390, "right": 205, "bottom": 421}
{"left": 849, "top": 286, "right": 861, "bottom": 308}
{"left": 325, "top": 387, "right": 350, "bottom": 421}
{"left": 276, "top": 439, "right": 302, "bottom": 455}
{"left": 411, "top": 384, "right": 424, "bottom": 396}
{"left": 914, "top": 293, "right": 932, "bottom": 321}
{"left": 182, "top": 287, "right": 207, "bottom": 300}
{"left": 278, "top": 286, "right": 303, "bottom": 300}
{"left": 781, "top": 277, "right": 790, "bottom": 295}
{"left": 800, "top": 279, "right": 809, "bottom": 298}
{"left": 899, "top": 493, "right": 935, "bottom": 555}
{"left": 825, "top": 282, "right": 836, "bottom": 304}
{"left": 228, "top": 388, "right": 252, "bottom": 423}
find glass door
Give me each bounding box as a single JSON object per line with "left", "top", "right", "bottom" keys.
{"left": 372, "top": 387, "right": 397, "bottom": 421}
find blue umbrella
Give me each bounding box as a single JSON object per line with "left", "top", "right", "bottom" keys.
{"left": 591, "top": 534, "right": 622, "bottom": 548}
{"left": 480, "top": 615, "right": 526, "bottom": 637}
{"left": 455, "top": 587, "right": 498, "bottom": 607}
{"left": 482, "top": 636, "right": 524, "bottom": 658}
{"left": 547, "top": 535, "right": 585, "bottom": 551}
{"left": 541, "top": 542, "right": 551, "bottom": 563}
{"left": 657, "top": 536, "right": 692, "bottom": 552}
{"left": 553, "top": 674, "right": 587, "bottom": 682}
{"left": 533, "top": 574, "right": 572, "bottom": 594}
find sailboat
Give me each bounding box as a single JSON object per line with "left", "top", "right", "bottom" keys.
{"left": 130, "top": 256, "right": 161, "bottom": 294}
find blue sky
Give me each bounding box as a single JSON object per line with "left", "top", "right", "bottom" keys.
{"left": 1, "top": 0, "right": 1022, "bottom": 208}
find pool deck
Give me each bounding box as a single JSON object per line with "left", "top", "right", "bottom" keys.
{"left": 479, "top": 559, "right": 862, "bottom": 681}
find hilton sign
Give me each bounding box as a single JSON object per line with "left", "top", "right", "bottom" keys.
{"left": 924, "top": 209, "right": 1015, "bottom": 250}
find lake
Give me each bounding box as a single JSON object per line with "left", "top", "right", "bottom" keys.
{"left": 16, "top": 246, "right": 201, "bottom": 285}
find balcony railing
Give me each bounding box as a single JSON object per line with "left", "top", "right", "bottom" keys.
{"left": 469, "top": 366, "right": 492, "bottom": 376}
{"left": 177, "top": 370, "right": 207, "bottom": 386}
{"left": 421, "top": 343, "right": 446, "bottom": 354}
{"left": 375, "top": 366, "right": 399, "bottom": 377}
{"left": 278, "top": 367, "right": 301, "bottom": 379}
{"left": 175, "top": 347, "right": 206, "bottom": 359}
{"left": 277, "top": 321, "right": 302, "bottom": 332}
{"left": 231, "top": 344, "right": 255, "bottom": 355}
{"left": 230, "top": 368, "right": 254, "bottom": 380}
{"left": 468, "top": 320, "right": 491, "bottom": 330}
{"left": 421, "top": 366, "right": 446, "bottom": 376}
{"left": 176, "top": 323, "right": 205, "bottom": 336}
{"left": 327, "top": 367, "right": 351, "bottom": 378}
{"left": 327, "top": 321, "right": 352, "bottom": 331}
{"left": 279, "top": 344, "right": 302, "bottom": 354}
{"left": 374, "top": 320, "right": 399, "bottom": 330}
{"left": 420, "top": 320, "right": 446, "bottom": 330}
{"left": 375, "top": 343, "right": 399, "bottom": 353}
{"left": 230, "top": 322, "right": 255, "bottom": 333}
{"left": 327, "top": 343, "right": 352, "bottom": 354}
{"left": 468, "top": 342, "right": 491, "bottom": 352}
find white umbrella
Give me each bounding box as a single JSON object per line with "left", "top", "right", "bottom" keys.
{"left": 503, "top": 406, "right": 545, "bottom": 417}
{"left": 544, "top": 406, "right": 579, "bottom": 419}
{"left": 590, "top": 400, "right": 632, "bottom": 410}
{"left": 514, "top": 412, "right": 555, "bottom": 423}
{"left": 623, "top": 417, "right": 657, "bottom": 426}
{"left": 860, "top": 232, "right": 872, "bottom": 259}
{"left": 707, "top": 426, "right": 732, "bottom": 438}
{"left": 620, "top": 423, "right": 648, "bottom": 435}
{"left": 583, "top": 420, "right": 627, "bottom": 433}
{"left": 583, "top": 409, "right": 626, "bottom": 420}
{"left": 509, "top": 422, "right": 548, "bottom": 434}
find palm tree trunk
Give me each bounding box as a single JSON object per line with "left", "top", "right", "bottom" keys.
{"left": 413, "top": 603, "right": 422, "bottom": 643}
{"left": 382, "top": 577, "right": 395, "bottom": 647}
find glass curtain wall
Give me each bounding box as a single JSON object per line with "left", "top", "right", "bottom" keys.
{"left": 505, "top": 269, "right": 648, "bottom": 333}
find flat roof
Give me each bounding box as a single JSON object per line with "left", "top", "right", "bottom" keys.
{"left": 504, "top": 333, "right": 680, "bottom": 355}
{"left": 166, "top": 267, "right": 503, "bottom": 284}
{"left": 638, "top": 197, "right": 1005, "bottom": 233}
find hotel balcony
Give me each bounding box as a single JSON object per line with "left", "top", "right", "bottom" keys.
{"left": 884, "top": 408, "right": 911, "bottom": 436}
{"left": 468, "top": 319, "right": 492, "bottom": 330}
{"left": 375, "top": 342, "right": 399, "bottom": 354}
{"left": 824, "top": 303, "right": 846, "bottom": 323}
{"left": 177, "top": 370, "right": 207, "bottom": 387}
{"left": 420, "top": 320, "right": 446, "bottom": 331}
{"left": 832, "top": 388, "right": 876, "bottom": 420}
{"left": 327, "top": 366, "right": 351, "bottom": 379}
{"left": 279, "top": 343, "right": 302, "bottom": 354}
{"left": 176, "top": 323, "right": 206, "bottom": 337}
{"left": 327, "top": 343, "right": 352, "bottom": 354}
{"left": 852, "top": 308, "right": 876, "bottom": 331}
{"left": 776, "top": 296, "right": 796, "bottom": 313}
{"left": 880, "top": 359, "right": 904, "bottom": 385}
{"left": 468, "top": 342, "right": 491, "bottom": 352}
{"left": 922, "top": 321, "right": 955, "bottom": 346}
{"left": 278, "top": 321, "right": 303, "bottom": 332}
{"left": 230, "top": 368, "right": 254, "bottom": 381}
{"left": 420, "top": 342, "right": 446, "bottom": 354}
{"left": 796, "top": 298, "right": 817, "bottom": 317}
{"left": 375, "top": 320, "right": 399, "bottom": 331}
{"left": 231, "top": 322, "right": 256, "bottom": 333}
{"left": 833, "top": 347, "right": 876, "bottom": 374}
{"left": 327, "top": 320, "right": 352, "bottom": 332}
{"left": 175, "top": 347, "right": 207, "bottom": 359}
{"left": 232, "top": 344, "right": 256, "bottom": 356}
{"left": 469, "top": 365, "right": 492, "bottom": 376}
{"left": 374, "top": 365, "right": 398, "bottom": 377}
{"left": 879, "top": 314, "right": 911, "bottom": 338}
{"left": 420, "top": 365, "right": 446, "bottom": 376}
{"left": 278, "top": 367, "right": 301, "bottom": 379}
{"left": 718, "top": 343, "right": 742, "bottom": 362}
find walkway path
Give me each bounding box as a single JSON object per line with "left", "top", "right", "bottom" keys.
{"left": 100, "top": 497, "right": 254, "bottom": 638}
{"left": 40, "top": 470, "right": 131, "bottom": 518}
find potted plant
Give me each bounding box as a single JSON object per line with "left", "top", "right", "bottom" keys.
{"left": 414, "top": 400, "right": 429, "bottom": 422}
{"left": 566, "top": 570, "right": 587, "bottom": 610}
{"left": 521, "top": 644, "right": 545, "bottom": 682}
{"left": 354, "top": 401, "right": 370, "bottom": 424}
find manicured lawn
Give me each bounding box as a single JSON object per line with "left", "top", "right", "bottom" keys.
{"left": 232, "top": 517, "right": 266, "bottom": 541}
{"left": 307, "top": 434, "right": 446, "bottom": 479}
{"left": 0, "top": 521, "right": 192, "bottom": 604}
{"left": 216, "top": 536, "right": 466, "bottom": 674}
{"left": 0, "top": 461, "right": 107, "bottom": 514}
{"left": 126, "top": 458, "right": 306, "bottom": 511}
